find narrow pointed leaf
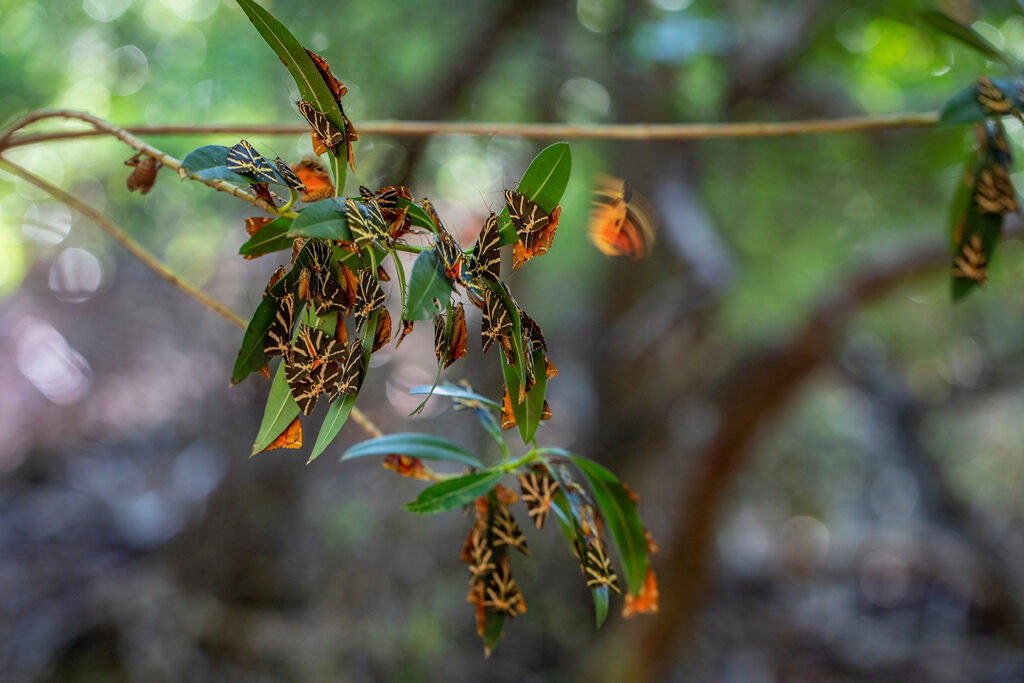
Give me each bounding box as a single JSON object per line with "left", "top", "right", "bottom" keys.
{"left": 341, "top": 433, "right": 483, "bottom": 468}
{"left": 409, "top": 383, "right": 501, "bottom": 409}
{"left": 550, "top": 492, "right": 609, "bottom": 627}
{"left": 404, "top": 249, "right": 453, "bottom": 320}
{"left": 251, "top": 361, "right": 301, "bottom": 454}
{"left": 403, "top": 470, "right": 502, "bottom": 514}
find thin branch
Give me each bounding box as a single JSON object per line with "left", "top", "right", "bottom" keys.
{"left": 1, "top": 111, "right": 941, "bottom": 149}
{"left": 0, "top": 110, "right": 277, "bottom": 214}
{"left": 0, "top": 154, "right": 384, "bottom": 442}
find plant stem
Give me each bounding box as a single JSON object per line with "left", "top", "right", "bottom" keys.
{"left": 393, "top": 243, "right": 426, "bottom": 254}
{"left": 502, "top": 450, "right": 538, "bottom": 473}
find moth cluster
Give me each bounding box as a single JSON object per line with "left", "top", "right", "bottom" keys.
{"left": 950, "top": 76, "right": 1022, "bottom": 299}
{"left": 456, "top": 464, "right": 626, "bottom": 653}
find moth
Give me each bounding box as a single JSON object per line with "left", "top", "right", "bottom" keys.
{"left": 330, "top": 340, "right": 365, "bottom": 398}
{"left": 480, "top": 287, "right": 512, "bottom": 354}
{"left": 226, "top": 139, "right": 278, "bottom": 184}
{"left": 353, "top": 268, "right": 386, "bottom": 334}
{"left": 305, "top": 48, "right": 348, "bottom": 103}
{"left": 274, "top": 157, "right": 306, "bottom": 194}
{"left": 588, "top": 174, "right": 657, "bottom": 260}
{"left": 490, "top": 503, "right": 530, "bottom": 556}
{"left": 287, "top": 325, "right": 346, "bottom": 384}
{"left": 296, "top": 100, "right": 345, "bottom": 152}
{"left": 264, "top": 292, "right": 296, "bottom": 359}
{"left": 286, "top": 357, "right": 339, "bottom": 415}
{"left": 505, "top": 189, "right": 550, "bottom": 237}
{"left": 976, "top": 75, "right": 1016, "bottom": 116}
{"left": 470, "top": 212, "right": 501, "bottom": 283}
{"left": 465, "top": 524, "right": 496, "bottom": 587}
{"left": 952, "top": 233, "right": 988, "bottom": 285}
{"left": 434, "top": 302, "right": 467, "bottom": 369}
{"left": 483, "top": 558, "right": 526, "bottom": 618}
{"left": 345, "top": 197, "right": 389, "bottom": 246}
{"left": 517, "top": 470, "right": 558, "bottom": 530}
{"left": 578, "top": 536, "right": 620, "bottom": 593}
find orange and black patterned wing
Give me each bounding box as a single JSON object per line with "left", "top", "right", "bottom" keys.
{"left": 483, "top": 558, "right": 526, "bottom": 618}
{"left": 331, "top": 340, "right": 365, "bottom": 398}
{"left": 274, "top": 157, "right": 306, "bottom": 194}
{"left": 445, "top": 302, "right": 468, "bottom": 369}
{"left": 305, "top": 48, "right": 347, "bottom": 103}
{"left": 491, "top": 503, "right": 529, "bottom": 556}
{"left": 504, "top": 189, "right": 549, "bottom": 239}
{"left": 480, "top": 288, "right": 511, "bottom": 354}
{"left": 353, "top": 268, "right": 386, "bottom": 333}
{"left": 578, "top": 536, "right": 620, "bottom": 593}
{"left": 588, "top": 175, "right": 656, "bottom": 259}
{"left": 471, "top": 212, "right": 501, "bottom": 282}
{"left": 434, "top": 228, "right": 463, "bottom": 283}
{"left": 345, "top": 197, "right": 388, "bottom": 246}
{"left": 291, "top": 158, "right": 334, "bottom": 201}
{"left": 517, "top": 470, "right": 558, "bottom": 529}
{"left": 372, "top": 308, "right": 392, "bottom": 352}
{"left": 395, "top": 319, "right": 414, "bottom": 348}
{"left": 264, "top": 292, "right": 296, "bottom": 359}
{"left": 296, "top": 100, "right": 344, "bottom": 151}
{"left": 287, "top": 358, "right": 339, "bottom": 416}
{"left": 226, "top": 139, "right": 278, "bottom": 184}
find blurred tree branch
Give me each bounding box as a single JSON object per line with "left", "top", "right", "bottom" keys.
{"left": 630, "top": 217, "right": 1024, "bottom": 682}
{"left": 1, "top": 112, "right": 940, "bottom": 150}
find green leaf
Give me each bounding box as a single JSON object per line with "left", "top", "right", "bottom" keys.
{"left": 482, "top": 611, "right": 505, "bottom": 656}
{"left": 403, "top": 470, "right": 502, "bottom": 515}
{"left": 308, "top": 309, "right": 377, "bottom": 460}
{"left": 408, "top": 383, "right": 501, "bottom": 409}
{"left": 403, "top": 249, "right": 453, "bottom": 320}
{"left": 341, "top": 433, "right": 484, "bottom": 468}
{"left": 500, "top": 347, "right": 548, "bottom": 444}
{"left": 389, "top": 249, "right": 408, "bottom": 320}
{"left": 181, "top": 145, "right": 253, "bottom": 184}
{"left": 309, "top": 394, "right": 357, "bottom": 462}
{"left": 239, "top": 217, "right": 293, "bottom": 257}
{"left": 565, "top": 453, "right": 649, "bottom": 595}
{"left": 231, "top": 298, "right": 273, "bottom": 385}
{"left": 234, "top": 0, "right": 347, "bottom": 189}
{"left": 497, "top": 142, "right": 573, "bottom": 244}
{"left": 398, "top": 198, "right": 438, "bottom": 233}
{"left": 939, "top": 76, "right": 1022, "bottom": 124}
{"left": 288, "top": 198, "right": 350, "bottom": 240}
{"left": 919, "top": 9, "right": 1018, "bottom": 73}
{"left": 251, "top": 361, "right": 300, "bottom": 455}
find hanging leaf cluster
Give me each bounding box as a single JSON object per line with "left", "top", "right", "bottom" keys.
{"left": 927, "top": 10, "right": 1023, "bottom": 301}
{"left": 341, "top": 384, "right": 659, "bottom": 653}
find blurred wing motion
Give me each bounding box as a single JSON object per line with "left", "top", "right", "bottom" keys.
{"left": 587, "top": 175, "right": 656, "bottom": 259}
